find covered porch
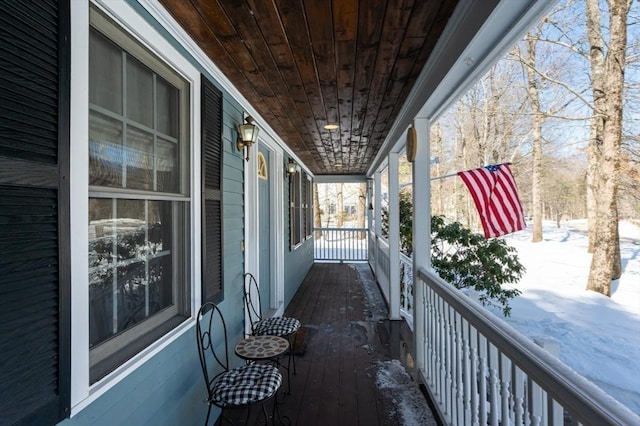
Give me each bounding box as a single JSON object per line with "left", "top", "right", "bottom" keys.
{"left": 226, "top": 262, "right": 437, "bottom": 426}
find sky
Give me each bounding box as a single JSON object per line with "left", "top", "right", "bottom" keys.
{"left": 490, "top": 220, "right": 640, "bottom": 416}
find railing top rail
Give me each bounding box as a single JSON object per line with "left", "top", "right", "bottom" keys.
{"left": 314, "top": 227, "right": 368, "bottom": 232}
{"left": 417, "top": 267, "right": 640, "bottom": 425}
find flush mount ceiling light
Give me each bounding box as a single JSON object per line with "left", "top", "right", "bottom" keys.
{"left": 324, "top": 124, "right": 338, "bottom": 131}
{"left": 237, "top": 116, "right": 259, "bottom": 161}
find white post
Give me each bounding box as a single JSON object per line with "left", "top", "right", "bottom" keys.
{"left": 412, "top": 117, "right": 430, "bottom": 374}
{"left": 388, "top": 152, "right": 401, "bottom": 320}
{"left": 374, "top": 171, "right": 382, "bottom": 236}
{"left": 366, "top": 179, "right": 373, "bottom": 233}
{"left": 374, "top": 171, "right": 383, "bottom": 278}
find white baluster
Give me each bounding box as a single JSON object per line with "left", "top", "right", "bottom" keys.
{"left": 500, "top": 354, "right": 512, "bottom": 425}
{"left": 437, "top": 295, "right": 445, "bottom": 408}
{"left": 478, "top": 335, "right": 489, "bottom": 425}
{"left": 455, "top": 313, "right": 464, "bottom": 426}
{"left": 462, "top": 319, "right": 472, "bottom": 425}
{"left": 470, "top": 327, "right": 480, "bottom": 426}
{"left": 513, "top": 366, "right": 525, "bottom": 425}
{"left": 549, "top": 395, "right": 563, "bottom": 425}
{"left": 489, "top": 345, "right": 500, "bottom": 426}
{"left": 528, "top": 380, "right": 543, "bottom": 426}
{"left": 442, "top": 301, "right": 453, "bottom": 423}
{"left": 426, "top": 287, "right": 435, "bottom": 386}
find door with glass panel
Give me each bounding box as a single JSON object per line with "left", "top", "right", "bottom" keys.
{"left": 258, "top": 146, "right": 272, "bottom": 315}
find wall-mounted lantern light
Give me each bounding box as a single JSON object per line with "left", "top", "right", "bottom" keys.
{"left": 367, "top": 178, "right": 374, "bottom": 210}
{"left": 286, "top": 159, "right": 298, "bottom": 177}
{"left": 236, "top": 116, "right": 259, "bottom": 161}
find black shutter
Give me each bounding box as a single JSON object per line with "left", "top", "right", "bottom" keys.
{"left": 0, "top": 0, "right": 71, "bottom": 425}
{"left": 201, "top": 76, "right": 224, "bottom": 304}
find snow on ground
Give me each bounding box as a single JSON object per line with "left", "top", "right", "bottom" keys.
{"left": 375, "top": 359, "right": 438, "bottom": 426}
{"left": 496, "top": 220, "right": 640, "bottom": 415}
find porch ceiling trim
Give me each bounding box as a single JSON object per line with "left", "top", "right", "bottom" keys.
{"left": 314, "top": 175, "right": 368, "bottom": 184}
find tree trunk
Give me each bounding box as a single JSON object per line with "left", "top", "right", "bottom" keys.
{"left": 585, "top": 0, "right": 606, "bottom": 253}
{"left": 432, "top": 123, "right": 444, "bottom": 216}
{"left": 586, "top": 0, "right": 630, "bottom": 296}
{"left": 356, "top": 183, "right": 366, "bottom": 239}
{"left": 525, "top": 33, "right": 545, "bottom": 243}
{"left": 336, "top": 183, "right": 344, "bottom": 227}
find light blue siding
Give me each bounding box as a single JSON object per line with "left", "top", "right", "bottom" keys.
{"left": 58, "top": 2, "right": 248, "bottom": 425}
{"left": 282, "top": 157, "right": 314, "bottom": 306}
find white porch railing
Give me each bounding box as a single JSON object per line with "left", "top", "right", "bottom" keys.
{"left": 399, "top": 252, "right": 414, "bottom": 330}
{"left": 415, "top": 267, "right": 640, "bottom": 426}
{"left": 314, "top": 227, "right": 368, "bottom": 262}
{"left": 329, "top": 224, "right": 638, "bottom": 423}
{"left": 369, "top": 233, "right": 390, "bottom": 303}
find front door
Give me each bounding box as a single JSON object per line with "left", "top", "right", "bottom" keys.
{"left": 258, "top": 146, "right": 271, "bottom": 314}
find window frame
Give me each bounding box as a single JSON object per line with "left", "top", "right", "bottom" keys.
{"left": 289, "top": 167, "right": 313, "bottom": 250}
{"left": 87, "top": 7, "right": 192, "bottom": 384}
{"left": 70, "top": 0, "right": 201, "bottom": 413}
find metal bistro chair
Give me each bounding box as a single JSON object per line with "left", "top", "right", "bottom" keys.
{"left": 243, "top": 273, "right": 301, "bottom": 392}
{"left": 196, "top": 302, "right": 282, "bottom": 426}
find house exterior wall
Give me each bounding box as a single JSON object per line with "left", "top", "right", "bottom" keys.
{"left": 0, "top": 0, "right": 313, "bottom": 423}
{"left": 48, "top": 1, "right": 309, "bottom": 425}
{"left": 283, "top": 154, "right": 314, "bottom": 306}
{"left": 58, "top": 3, "right": 248, "bottom": 423}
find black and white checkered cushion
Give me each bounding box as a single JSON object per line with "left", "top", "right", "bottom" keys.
{"left": 253, "top": 317, "right": 301, "bottom": 337}
{"left": 211, "top": 364, "right": 282, "bottom": 407}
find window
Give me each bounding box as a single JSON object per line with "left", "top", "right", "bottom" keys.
{"left": 257, "top": 152, "right": 268, "bottom": 180}
{"left": 88, "top": 9, "right": 190, "bottom": 383}
{"left": 289, "top": 168, "right": 313, "bottom": 249}
{"left": 289, "top": 170, "right": 301, "bottom": 248}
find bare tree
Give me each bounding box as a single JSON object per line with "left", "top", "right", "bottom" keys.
{"left": 524, "top": 29, "right": 546, "bottom": 243}
{"left": 313, "top": 183, "right": 322, "bottom": 238}
{"left": 585, "top": 0, "right": 632, "bottom": 295}
{"left": 356, "top": 183, "right": 366, "bottom": 239}
{"left": 336, "top": 183, "right": 344, "bottom": 227}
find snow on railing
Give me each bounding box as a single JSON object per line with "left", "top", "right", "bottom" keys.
{"left": 399, "top": 252, "right": 414, "bottom": 330}
{"left": 313, "top": 227, "right": 368, "bottom": 262}
{"left": 415, "top": 267, "right": 640, "bottom": 426}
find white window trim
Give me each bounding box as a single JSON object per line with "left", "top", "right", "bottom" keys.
{"left": 70, "top": 0, "right": 201, "bottom": 415}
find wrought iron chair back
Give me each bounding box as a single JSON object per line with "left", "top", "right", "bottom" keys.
{"left": 243, "top": 272, "right": 264, "bottom": 334}
{"left": 196, "top": 302, "right": 283, "bottom": 425}
{"left": 196, "top": 303, "right": 230, "bottom": 393}
{"left": 242, "top": 273, "right": 302, "bottom": 395}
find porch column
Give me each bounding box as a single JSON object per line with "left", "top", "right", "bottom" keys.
{"left": 388, "top": 152, "right": 401, "bottom": 320}
{"left": 412, "top": 117, "right": 430, "bottom": 374}
{"left": 374, "top": 171, "right": 382, "bottom": 236}
{"left": 366, "top": 178, "right": 373, "bottom": 236}
{"left": 374, "top": 171, "right": 382, "bottom": 278}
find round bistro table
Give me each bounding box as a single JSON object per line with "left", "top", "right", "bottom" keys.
{"left": 234, "top": 335, "right": 290, "bottom": 362}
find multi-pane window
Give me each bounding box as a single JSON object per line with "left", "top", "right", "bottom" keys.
{"left": 305, "top": 175, "right": 313, "bottom": 237}
{"left": 289, "top": 168, "right": 313, "bottom": 249}
{"left": 88, "top": 10, "right": 190, "bottom": 383}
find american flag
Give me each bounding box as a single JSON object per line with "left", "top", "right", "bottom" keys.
{"left": 457, "top": 163, "right": 526, "bottom": 238}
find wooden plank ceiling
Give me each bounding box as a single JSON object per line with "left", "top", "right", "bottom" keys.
{"left": 160, "top": 0, "right": 459, "bottom": 175}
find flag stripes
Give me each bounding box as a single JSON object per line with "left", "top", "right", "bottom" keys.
{"left": 458, "top": 163, "right": 526, "bottom": 238}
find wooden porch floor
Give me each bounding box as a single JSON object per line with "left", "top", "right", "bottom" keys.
{"left": 224, "top": 263, "right": 440, "bottom": 426}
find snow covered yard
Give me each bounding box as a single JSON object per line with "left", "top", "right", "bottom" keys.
{"left": 496, "top": 220, "right": 640, "bottom": 415}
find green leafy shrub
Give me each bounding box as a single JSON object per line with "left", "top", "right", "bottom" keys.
{"left": 430, "top": 216, "right": 523, "bottom": 316}
{"left": 382, "top": 190, "right": 524, "bottom": 316}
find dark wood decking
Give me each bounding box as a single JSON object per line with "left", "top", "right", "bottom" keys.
{"left": 225, "top": 263, "right": 439, "bottom": 426}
